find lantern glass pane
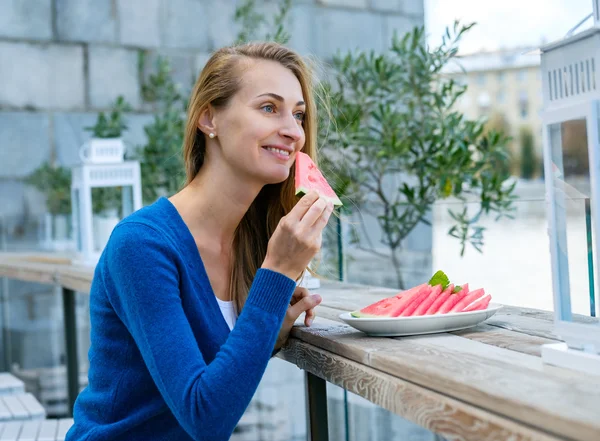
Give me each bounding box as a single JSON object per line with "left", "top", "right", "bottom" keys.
{"left": 90, "top": 186, "right": 122, "bottom": 253}
{"left": 121, "top": 185, "right": 135, "bottom": 217}
{"left": 72, "top": 188, "right": 82, "bottom": 253}
{"left": 548, "top": 117, "right": 595, "bottom": 318}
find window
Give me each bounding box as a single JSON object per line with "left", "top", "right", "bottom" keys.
{"left": 497, "top": 71, "right": 506, "bottom": 82}
{"left": 497, "top": 90, "right": 506, "bottom": 103}
{"left": 517, "top": 70, "right": 527, "bottom": 82}
{"left": 477, "top": 73, "right": 486, "bottom": 86}
{"left": 519, "top": 90, "right": 529, "bottom": 118}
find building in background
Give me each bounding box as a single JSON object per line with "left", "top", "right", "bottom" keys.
{"left": 443, "top": 47, "right": 543, "bottom": 177}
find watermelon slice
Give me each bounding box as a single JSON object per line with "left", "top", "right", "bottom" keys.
{"left": 424, "top": 284, "right": 454, "bottom": 315}
{"left": 462, "top": 294, "right": 492, "bottom": 312}
{"left": 350, "top": 296, "right": 404, "bottom": 318}
{"left": 295, "top": 152, "right": 342, "bottom": 206}
{"left": 437, "top": 284, "right": 469, "bottom": 314}
{"left": 412, "top": 284, "right": 444, "bottom": 316}
{"left": 450, "top": 288, "right": 485, "bottom": 312}
{"left": 399, "top": 285, "right": 433, "bottom": 317}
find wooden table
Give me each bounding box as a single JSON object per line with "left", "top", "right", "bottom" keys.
{"left": 1, "top": 252, "right": 599, "bottom": 441}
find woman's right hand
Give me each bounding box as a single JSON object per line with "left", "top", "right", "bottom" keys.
{"left": 261, "top": 191, "right": 334, "bottom": 280}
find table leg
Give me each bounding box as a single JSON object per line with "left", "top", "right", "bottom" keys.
{"left": 305, "top": 372, "right": 329, "bottom": 441}
{"left": 62, "top": 287, "right": 79, "bottom": 417}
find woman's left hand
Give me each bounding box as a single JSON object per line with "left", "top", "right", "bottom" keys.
{"left": 274, "top": 287, "right": 322, "bottom": 351}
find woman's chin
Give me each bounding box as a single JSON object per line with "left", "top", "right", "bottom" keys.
{"left": 261, "top": 168, "right": 290, "bottom": 185}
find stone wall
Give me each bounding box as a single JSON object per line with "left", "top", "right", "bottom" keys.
{"left": 0, "top": 0, "right": 424, "bottom": 221}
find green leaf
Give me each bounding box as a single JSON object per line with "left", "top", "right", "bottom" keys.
{"left": 453, "top": 285, "right": 462, "bottom": 293}
{"left": 428, "top": 270, "right": 450, "bottom": 289}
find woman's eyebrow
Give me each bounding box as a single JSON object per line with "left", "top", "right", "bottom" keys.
{"left": 256, "top": 92, "right": 305, "bottom": 106}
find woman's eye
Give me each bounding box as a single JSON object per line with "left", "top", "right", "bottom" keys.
{"left": 294, "top": 112, "right": 305, "bottom": 122}
{"left": 261, "top": 105, "right": 275, "bottom": 113}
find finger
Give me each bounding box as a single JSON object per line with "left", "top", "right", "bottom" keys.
{"left": 290, "top": 287, "right": 309, "bottom": 306}
{"left": 307, "top": 203, "right": 334, "bottom": 239}
{"left": 305, "top": 306, "right": 316, "bottom": 327}
{"left": 285, "top": 191, "right": 320, "bottom": 223}
{"left": 287, "top": 293, "right": 322, "bottom": 323}
{"left": 299, "top": 197, "right": 329, "bottom": 228}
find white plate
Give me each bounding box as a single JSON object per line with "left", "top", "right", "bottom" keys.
{"left": 339, "top": 303, "right": 503, "bottom": 337}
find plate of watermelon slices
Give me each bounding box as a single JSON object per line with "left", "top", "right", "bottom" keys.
{"left": 339, "top": 271, "right": 502, "bottom": 337}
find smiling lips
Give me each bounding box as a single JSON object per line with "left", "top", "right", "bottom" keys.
{"left": 262, "top": 145, "right": 292, "bottom": 158}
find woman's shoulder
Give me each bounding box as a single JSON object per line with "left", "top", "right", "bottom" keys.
{"left": 107, "top": 198, "right": 180, "bottom": 255}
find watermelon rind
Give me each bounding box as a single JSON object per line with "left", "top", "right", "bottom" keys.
{"left": 296, "top": 187, "right": 343, "bottom": 206}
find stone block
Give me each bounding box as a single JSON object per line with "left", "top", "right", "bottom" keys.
{"left": 315, "top": 8, "right": 385, "bottom": 59}
{"left": 402, "top": 0, "right": 424, "bottom": 16}
{"left": 0, "top": 0, "right": 52, "bottom": 40}
{"left": 0, "top": 180, "right": 26, "bottom": 218}
{"left": 317, "top": 0, "right": 368, "bottom": 8}
{"left": 385, "top": 14, "right": 423, "bottom": 44}
{"left": 0, "top": 41, "right": 85, "bottom": 110}
{"left": 194, "top": 52, "right": 212, "bottom": 78}
{"left": 369, "top": 0, "right": 402, "bottom": 12}
{"left": 117, "top": 0, "right": 161, "bottom": 48}
{"left": 0, "top": 112, "right": 50, "bottom": 178}
{"left": 161, "top": 0, "right": 210, "bottom": 50}
{"left": 54, "top": 112, "right": 154, "bottom": 168}
{"left": 206, "top": 0, "right": 240, "bottom": 50}
{"left": 55, "top": 0, "right": 117, "bottom": 43}
{"left": 142, "top": 51, "right": 195, "bottom": 96}
{"left": 88, "top": 46, "right": 141, "bottom": 109}
{"left": 287, "top": 3, "right": 317, "bottom": 56}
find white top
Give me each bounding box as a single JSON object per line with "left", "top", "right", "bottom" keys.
{"left": 216, "top": 297, "right": 238, "bottom": 331}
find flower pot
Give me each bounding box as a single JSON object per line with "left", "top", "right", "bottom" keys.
{"left": 92, "top": 208, "right": 119, "bottom": 252}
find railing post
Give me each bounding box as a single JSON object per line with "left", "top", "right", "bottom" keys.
{"left": 62, "top": 287, "right": 79, "bottom": 417}
{"left": 305, "top": 372, "right": 329, "bottom": 441}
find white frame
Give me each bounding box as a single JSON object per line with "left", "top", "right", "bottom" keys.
{"left": 542, "top": 100, "right": 600, "bottom": 352}
{"left": 71, "top": 161, "right": 142, "bottom": 264}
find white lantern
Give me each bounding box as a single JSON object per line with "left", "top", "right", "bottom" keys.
{"left": 540, "top": 0, "right": 600, "bottom": 374}
{"left": 71, "top": 138, "right": 142, "bottom": 264}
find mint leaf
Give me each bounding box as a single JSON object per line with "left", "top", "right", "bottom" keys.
{"left": 428, "top": 270, "right": 450, "bottom": 289}
{"left": 453, "top": 285, "right": 462, "bottom": 293}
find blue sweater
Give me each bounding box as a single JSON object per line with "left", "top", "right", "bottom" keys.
{"left": 65, "top": 197, "right": 297, "bottom": 441}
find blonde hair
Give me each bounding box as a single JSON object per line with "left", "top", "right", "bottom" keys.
{"left": 183, "top": 42, "right": 318, "bottom": 313}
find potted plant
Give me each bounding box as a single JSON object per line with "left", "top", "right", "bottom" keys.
{"left": 25, "top": 163, "right": 74, "bottom": 251}
{"left": 82, "top": 96, "right": 131, "bottom": 165}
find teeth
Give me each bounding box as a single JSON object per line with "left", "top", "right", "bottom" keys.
{"left": 266, "top": 147, "right": 290, "bottom": 156}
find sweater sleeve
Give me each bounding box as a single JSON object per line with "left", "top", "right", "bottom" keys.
{"left": 103, "top": 221, "right": 296, "bottom": 441}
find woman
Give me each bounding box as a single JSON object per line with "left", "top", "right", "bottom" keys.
{"left": 66, "top": 41, "right": 334, "bottom": 440}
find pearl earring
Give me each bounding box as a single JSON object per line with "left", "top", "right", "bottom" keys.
{"left": 209, "top": 132, "right": 215, "bottom": 139}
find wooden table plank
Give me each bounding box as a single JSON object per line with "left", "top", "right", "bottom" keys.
{"left": 36, "top": 420, "right": 58, "bottom": 441}
{"left": 0, "top": 397, "right": 27, "bottom": 421}
{"left": 0, "top": 375, "right": 24, "bottom": 396}
{"left": 0, "top": 253, "right": 93, "bottom": 294}
{"left": 55, "top": 419, "right": 73, "bottom": 441}
{"left": 16, "top": 396, "right": 44, "bottom": 421}
{"left": 280, "top": 339, "right": 562, "bottom": 441}
{"left": 16, "top": 421, "right": 40, "bottom": 441}
{"left": 0, "top": 421, "right": 22, "bottom": 441}
{"left": 291, "top": 318, "right": 600, "bottom": 441}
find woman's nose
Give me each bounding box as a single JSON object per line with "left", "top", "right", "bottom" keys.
{"left": 279, "top": 114, "right": 303, "bottom": 142}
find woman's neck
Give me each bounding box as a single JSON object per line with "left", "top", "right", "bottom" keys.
{"left": 169, "top": 163, "right": 262, "bottom": 252}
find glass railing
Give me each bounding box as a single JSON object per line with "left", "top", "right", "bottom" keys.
{"left": 320, "top": 178, "right": 597, "bottom": 317}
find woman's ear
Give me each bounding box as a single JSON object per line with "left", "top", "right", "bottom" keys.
{"left": 198, "top": 105, "right": 217, "bottom": 137}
